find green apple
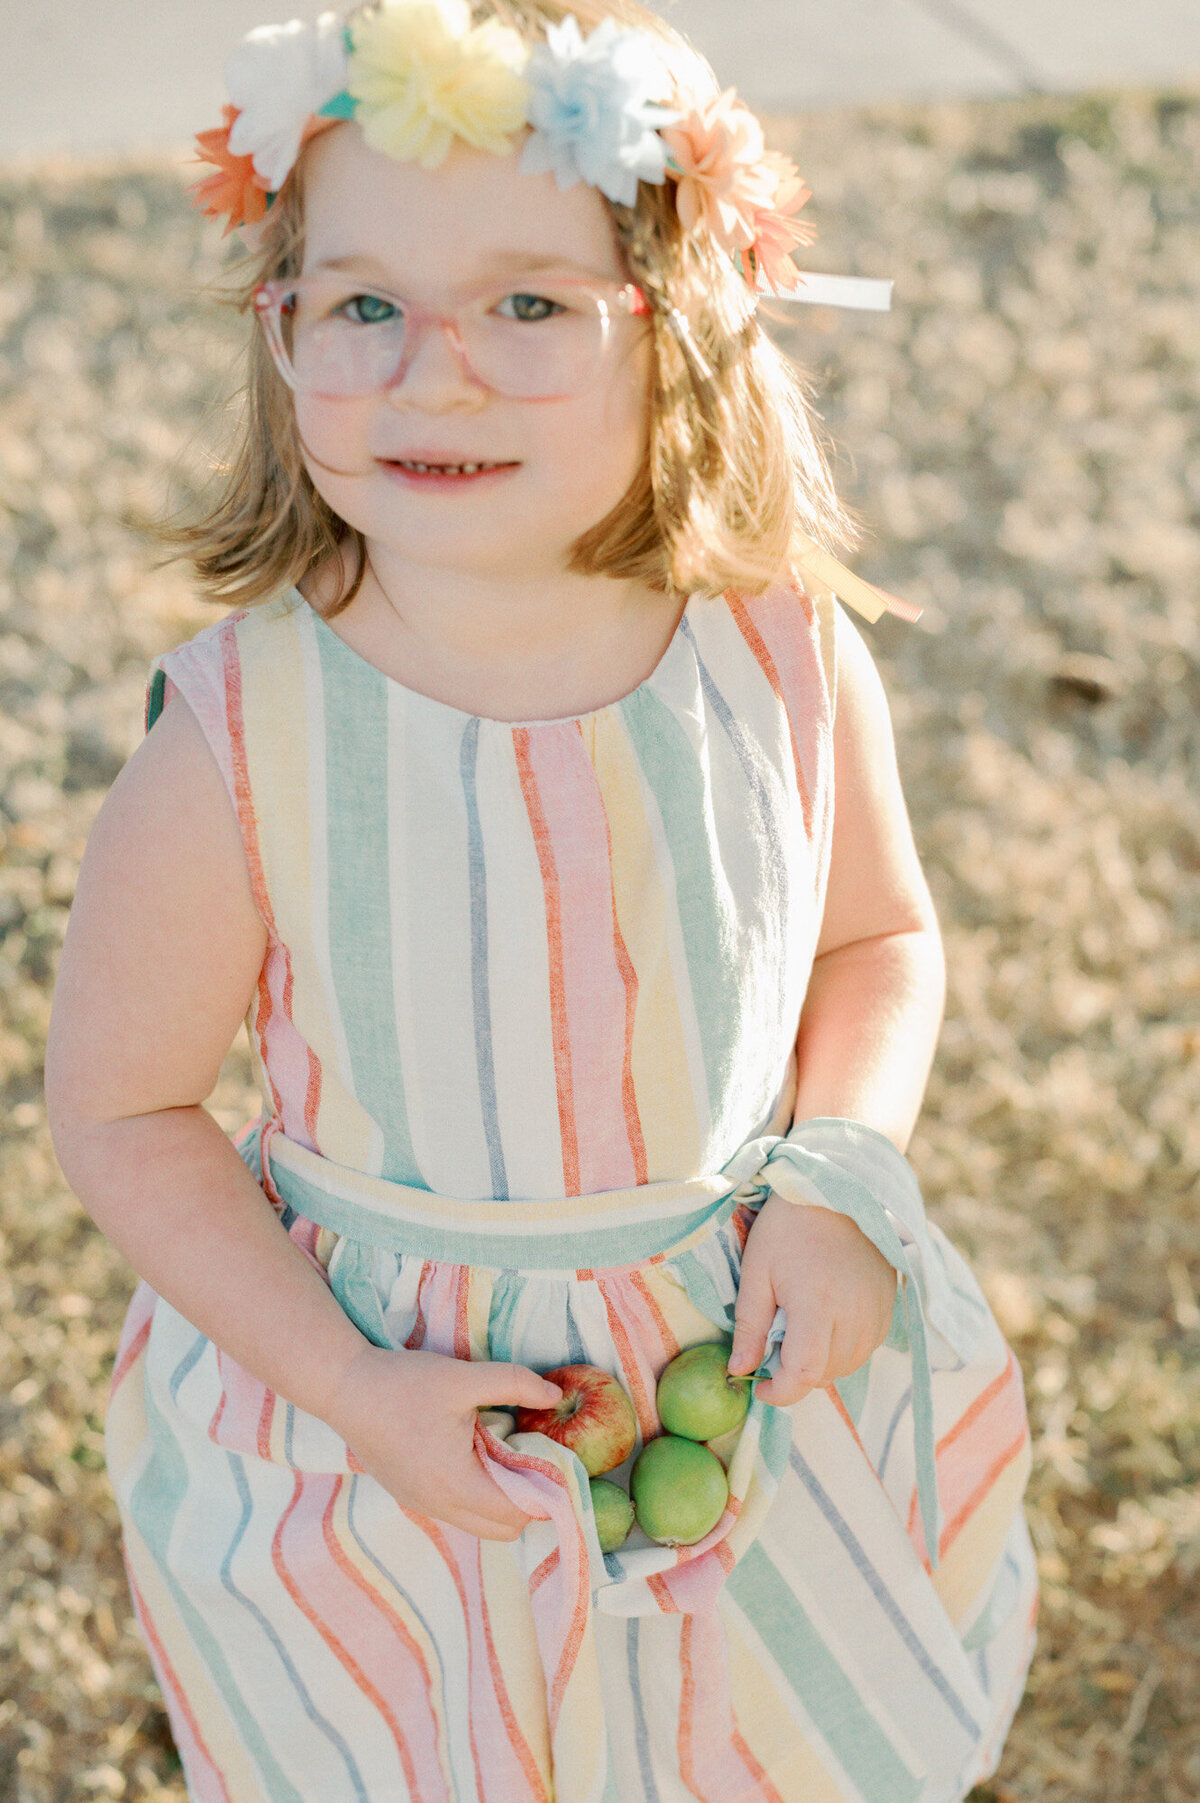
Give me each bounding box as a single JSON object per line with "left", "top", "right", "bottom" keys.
{"left": 589, "top": 1477, "right": 634, "bottom": 1552}
{"left": 630, "top": 1435, "right": 729, "bottom": 1546}
{"left": 656, "top": 1339, "right": 752, "bottom": 1441}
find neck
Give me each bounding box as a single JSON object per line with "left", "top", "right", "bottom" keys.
{"left": 298, "top": 543, "right": 687, "bottom": 722}
{"left": 303, "top": 544, "right": 671, "bottom": 669}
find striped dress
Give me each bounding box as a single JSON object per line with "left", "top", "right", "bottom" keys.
{"left": 105, "top": 579, "right": 1037, "bottom": 1802}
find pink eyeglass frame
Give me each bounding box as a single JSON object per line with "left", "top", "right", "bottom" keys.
{"left": 252, "top": 275, "right": 653, "bottom": 398}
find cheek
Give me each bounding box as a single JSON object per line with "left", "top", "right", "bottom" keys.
{"left": 568, "top": 338, "right": 652, "bottom": 491}
{"left": 293, "top": 394, "right": 373, "bottom": 486}
{"left": 608, "top": 333, "right": 654, "bottom": 442}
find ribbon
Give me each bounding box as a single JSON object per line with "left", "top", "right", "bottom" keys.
{"left": 718, "top": 1116, "right": 970, "bottom": 1571}
{"left": 793, "top": 531, "right": 925, "bottom": 627}
{"left": 764, "top": 270, "right": 893, "bottom": 311}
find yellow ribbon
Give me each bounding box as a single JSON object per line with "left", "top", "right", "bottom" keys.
{"left": 794, "top": 534, "right": 923, "bottom": 626}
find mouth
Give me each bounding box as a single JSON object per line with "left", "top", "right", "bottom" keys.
{"left": 381, "top": 457, "right": 521, "bottom": 484}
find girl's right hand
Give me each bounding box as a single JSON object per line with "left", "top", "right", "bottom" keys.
{"left": 322, "top": 1345, "right": 563, "bottom": 1541}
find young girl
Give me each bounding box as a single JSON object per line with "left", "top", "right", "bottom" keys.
{"left": 46, "top": 3, "right": 1037, "bottom": 1797}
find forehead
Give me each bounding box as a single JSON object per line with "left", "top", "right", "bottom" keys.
{"left": 298, "top": 121, "right": 626, "bottom": 285}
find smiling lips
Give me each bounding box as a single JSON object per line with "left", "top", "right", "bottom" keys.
{"left": 382, "top": 456, "right": 520, "bottom": 485}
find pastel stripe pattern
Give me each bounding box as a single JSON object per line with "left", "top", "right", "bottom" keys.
{"left": 109, "top": 581, "right": 1036, "bottom": 1800}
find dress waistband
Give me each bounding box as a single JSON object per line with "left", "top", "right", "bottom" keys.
{"left": 258, "top": 1122, "right": 776, "bottom": 1272}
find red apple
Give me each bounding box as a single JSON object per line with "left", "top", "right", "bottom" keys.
{"left": 516, "top": 1364, "right": 638, "bottom": 1476}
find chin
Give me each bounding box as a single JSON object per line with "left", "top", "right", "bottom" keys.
{"left": 360, "top": 516, "right": 580, "bottom": 581}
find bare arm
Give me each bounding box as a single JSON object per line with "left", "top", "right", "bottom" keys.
{"left": 729, "top": 607, "right": 944, "bottom": 1395}
{"left": 45, "top": 690, "right": 561, "bottom": 1538}
{"left": 790, "top": 605, "right": 945, "bottom": 1152}
{"left": 44, "top": 689, "right": 370, "bottom": 1422}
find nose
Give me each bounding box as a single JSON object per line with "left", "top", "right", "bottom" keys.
{"left": 384, "top": 313, "right": 487, "bottom": 412}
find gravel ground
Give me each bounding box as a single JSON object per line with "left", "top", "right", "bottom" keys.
{"left": 1, "top": 84, "right": 1198, "bottom": 1801}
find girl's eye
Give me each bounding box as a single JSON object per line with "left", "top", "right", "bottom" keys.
{"left": 335, "top": 292, "right": 400, "bottom": 326}
{"left": 496, "top": 292, "right": 566, "bottom": 323}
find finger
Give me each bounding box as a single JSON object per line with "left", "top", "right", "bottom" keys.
{"left": 823, "top": 1316, "right": 868, "bottom": 1383}
{"left": 826, "top": 1271, "right": 895, "bottom": 1378}
{"left": 466, "top": 1362, "right": 563, "bottom": 1411}
{"left": 757, "top": 1313, "right": 832, "bottom": 1407}
{"left": 442, "top": 1508, "right": 529, "bottom": 1543}
{"left": 728, "top": 1254, "right": 778, "bottom": 1376}
{"left": 472, "top": 1518, "right": 528, "bottom": 1543}
{"left": 389, "top": 1471, "right": 531, "bottom": 1541}
{"left": 454, "top": 1481, "right": 534, "bottom": 1542}
{"left": 455, "top": 1448, "right": 535, "bottom": 1529}
{"left": 874, "top": 1270, "right": 899, "bottom": 1348}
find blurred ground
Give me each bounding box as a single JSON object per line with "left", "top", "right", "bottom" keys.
{"left": 1, "top": 82, "right": 1199, "bottom": 1802}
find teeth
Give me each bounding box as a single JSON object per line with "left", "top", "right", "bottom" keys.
{"left": 396, "top": 459, "right": 504, "bottom": 474}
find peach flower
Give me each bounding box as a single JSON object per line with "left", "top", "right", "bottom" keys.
{"left": 747, "top": 150, "right": 817, "bottom": 292}
{"left": 661, "top": 89, "right": 777, "bottom": 253}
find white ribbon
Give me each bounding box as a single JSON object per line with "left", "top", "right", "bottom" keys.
{"left": 763, "top": 270, "right": 894, "bottom": 311}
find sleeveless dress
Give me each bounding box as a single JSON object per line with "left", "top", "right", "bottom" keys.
{"left": 104, "top": 579, "right": 1037, "bottom": 1803}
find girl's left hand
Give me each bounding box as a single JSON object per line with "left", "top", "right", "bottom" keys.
{"left": 726, "top": 1193, "right": 898, "bottom": 1406}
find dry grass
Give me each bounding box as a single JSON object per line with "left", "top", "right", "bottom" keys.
{"left": 2, "top": 83, "right": 1199, "bottom": 1800}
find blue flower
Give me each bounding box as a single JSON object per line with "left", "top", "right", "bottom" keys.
{"left": 519, "top": 17, "right": 679, "bottom": 206}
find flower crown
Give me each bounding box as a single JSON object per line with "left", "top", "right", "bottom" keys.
{"left": 191, "top": 0, "right": 891, "bottom": 314}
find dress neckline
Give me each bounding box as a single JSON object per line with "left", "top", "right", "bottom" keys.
{"left": 291, "top": 586, "right": 700, "bottom": 730}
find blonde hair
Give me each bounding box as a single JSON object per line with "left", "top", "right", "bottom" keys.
{"left": 163, "top": 0, "right": 861, "bottom": 614}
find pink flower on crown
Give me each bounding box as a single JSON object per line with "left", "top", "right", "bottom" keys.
{"left": 747, "top": 150, "right": 818, "bottom": 292}
{"left": 661, "top": 89, "right": 778, "bottom": 254}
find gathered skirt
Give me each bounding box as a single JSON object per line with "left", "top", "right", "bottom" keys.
{"left": 105, "top": 1117, "right": 1037, "bottom": 1803}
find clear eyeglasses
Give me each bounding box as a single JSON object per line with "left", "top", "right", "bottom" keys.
{"left": 253, "top": 272, "right": 653, "bottom": 401}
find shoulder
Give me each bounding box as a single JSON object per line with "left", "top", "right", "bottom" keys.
{"left": 127, "top": 683, "right": 267, "bottom": 928}
{"left": 134, "top": 593, "right": 311, "bottom": 931}
{"left": 710, "top": 573, "right": 834, "bottom": 693}
{"left": 146, "top": 589, "right": 304, "bottom": 730}
{"left": 59, "top": 686, "right": 269, "bottom": 1067}
{"left": 736, "top": 570, "right": 891, "bottom": 734}
{"left": 827, "top": 599, "right": 898, "bottom": 748}
{"left": 48, "top": 683, "right": 269, "bottom": 1126}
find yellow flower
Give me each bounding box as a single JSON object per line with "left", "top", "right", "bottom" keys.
{"left": 348, "top": 0, "right": 531, "bottom": 169}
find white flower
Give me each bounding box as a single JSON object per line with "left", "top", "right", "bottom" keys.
{"left": 520, "top": 16, "right": 679, "bottom": 206}
{"left": 226, "top": 11, "right": 350, "bottom": 191}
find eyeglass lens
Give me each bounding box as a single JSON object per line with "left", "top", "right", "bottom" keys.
{"left": 271, "top": 276, "right": 631, "bottom": 399}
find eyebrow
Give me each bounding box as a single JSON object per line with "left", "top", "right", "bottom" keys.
{"left": 310, "top": 251, "right": 614, "bottom": 282}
